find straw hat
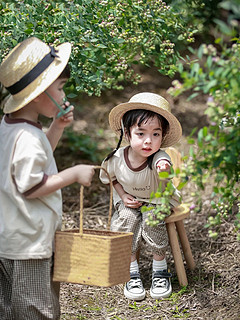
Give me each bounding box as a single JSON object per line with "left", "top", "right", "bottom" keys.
{"left": 109, "top": 92, "right": 182, "bottom": 148}
{"left": 0, "top": 37, "right": 71, "bottom": 113}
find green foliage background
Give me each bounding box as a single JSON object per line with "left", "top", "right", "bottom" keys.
{"left": 0, "top": 0, "right": 195, "bottom": 96}
{"left": 169, "top": 38, "right": 240, "bottom": 239}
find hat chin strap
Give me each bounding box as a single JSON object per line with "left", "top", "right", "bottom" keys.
{"left": 45, "top": 91, "right": 71, "bottom": 118}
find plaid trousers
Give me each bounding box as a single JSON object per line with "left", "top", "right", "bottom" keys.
{"left": 0, "top": 257, "right": 60, "bottom": 320}
{"left": 111, "top": 201, "right": 169, "bottom": 256}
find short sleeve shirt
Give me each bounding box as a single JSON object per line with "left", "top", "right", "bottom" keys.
{"left": 0, "top": 116, "right": 62, "bottom": 259}
{"left": 100, "top": 146, "right": 181, "bottom": 207}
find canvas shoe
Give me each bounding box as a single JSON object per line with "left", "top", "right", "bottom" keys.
{"left": 124, "top": 272, "right": 146, "bottom": 301}
{"left": 150, "top": 270, "right": 172, "bottom": 299}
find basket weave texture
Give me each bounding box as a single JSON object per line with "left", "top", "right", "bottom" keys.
{"left": 53, "top": 166, "right": 133, "bottom": 287}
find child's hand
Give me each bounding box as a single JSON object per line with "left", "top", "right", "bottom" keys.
{"left": 156, "top": 160, "right": 171, "bottom": 173}
{"left": 75, "top": 165, "right": 95, "bottom": 187}
{"left": 122, "top": 193, "right": 142, "bottom": 208}
{"left": 54, "top": 102, "right": 74, "bottom": 128}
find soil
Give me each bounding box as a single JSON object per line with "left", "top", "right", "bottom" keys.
{"left": 55, "top": 69, "right": 240, "bottom": 320}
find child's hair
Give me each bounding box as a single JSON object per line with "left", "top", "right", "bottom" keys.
{"left": 59, "top": 63, "right": 71, "bottom": 79}
{"left": 105, "top": 109, "right": 169, "bottom": 169}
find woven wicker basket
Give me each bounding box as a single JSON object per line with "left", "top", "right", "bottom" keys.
{"left": 53, "top": 166, "right": 133, "bottom": 287}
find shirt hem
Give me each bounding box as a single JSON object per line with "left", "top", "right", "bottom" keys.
{"left": 0, "top": 252, "right": 53, "bottom": 260}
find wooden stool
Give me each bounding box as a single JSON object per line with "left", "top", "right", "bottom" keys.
{"left": 165, "top": 147, "right": 195, "bottom": 286}
{"left": 165, "top": 203, "right": 195, "bottom": 286}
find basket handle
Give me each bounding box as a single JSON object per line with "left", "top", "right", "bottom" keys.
{"left": 79, "top": 166, "right": 113, "bottom": 235}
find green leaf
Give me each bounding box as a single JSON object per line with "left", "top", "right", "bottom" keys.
{"left": 205, "top": 79, "right": 217, "bottom": 92}
{"left": 96, "top": 44, "right": 107, "bottom": 49}
{"left": 187, "top": 138, "right": 195, "bottom": 145}
{"left": 175, "top": 168, "right": 180, "bottom": 175}
{"left": 198, "top": 129, "right": 203, "bottom": 141}
{"left": 67, "top": 93, "right": 78, "bottom": 98}
{"left": 177, "top": 181, "right": 187, "bottom": 190}
{"left": 12, "top": 39, "right": 18, "bottom": 46}
{"left": 197, "top": 45, "right": 203, "bottom": 59}
{"left": 187, "top": 92, "right": 199, "bottom": 101}
{"left": 213, "top": 187, "right": 219, "bottom": 193}
{"left": 203, "top": 126, "right": 208, "bottom": 137}
{"left": 191, "top": 63, "right": 200, "bottom": 75}
{"left": 213, "top": 18, "right": 233, "bottom": 36}
{"left": 24, "top": 28, "right": 33, "bottom": 34}
{"left": 158, "top": 172, "right": 169, "bottom": 179}
{"left": 189, "top": 146, "right": 194, "bottom": 157}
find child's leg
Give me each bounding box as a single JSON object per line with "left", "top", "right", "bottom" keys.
{"left": 125, "top": 257, "right": 145, "bottom": 301}
{"left": 0, "top": 258, "right": 14, "bottom": 320}
{"left": 142, "top": 206, "right": 172, "bottom": 299}
{"left": 11, "top": 258, "right": 60, "bottom": 320}
{"left": 111, "top": 201, "right": 145, "bottom": 300}
{"left": 111, "top": 200, "right": 143, "bottom": 253}
{"left": 150, "top": 253, "right": 172, "bottom": 299}
{"left": 152, "top": 254, "right": 168, "bottom": 270}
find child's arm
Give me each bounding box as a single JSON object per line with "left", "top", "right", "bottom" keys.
{"left": 26, "top": 164, "right": 95, "bottom": 199}
{"left": 114, "top": 181, "right": 142, "bottom": 208}
{"left": 46, "top": 103, "right": 74, "bottom": 151}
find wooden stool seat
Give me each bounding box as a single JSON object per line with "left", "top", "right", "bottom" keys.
{"left": 165, "top": 204, "right": 195, "bottom": 286}
{"left": 165, "top": 203, "right": 190, "bottom": 223}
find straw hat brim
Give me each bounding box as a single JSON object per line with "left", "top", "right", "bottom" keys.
{"left": 3, "top": 42, "right": 71, "bottom": 114}
{"left": 109, "top": 102, "right": 182, "bottom": 148}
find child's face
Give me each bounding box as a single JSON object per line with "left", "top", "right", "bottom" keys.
{"left": 127, "top": 115, "right": 163, "bottom": 159}
{"left": 38, "top": 78, "right": 67, "bottom": 118}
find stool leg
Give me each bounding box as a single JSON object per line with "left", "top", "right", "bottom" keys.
{"left": 175, "top": 220, "right": 196, "bottom": 270}
{"left": 166, "top": 222, "right": 188, "bottom": 286}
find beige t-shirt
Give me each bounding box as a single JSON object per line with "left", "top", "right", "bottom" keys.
{"left": 100, "top": 146, "right": 181, "bottom": 207}
{"left": 0, "top": 116, "right": 62, "bottom": 259}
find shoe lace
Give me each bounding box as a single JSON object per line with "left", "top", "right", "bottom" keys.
{"left": 152, "top": 270, "right": 171, "bottom": 288}
{"left": 128, "top": 278, "right": 143, "bottom": 289}
{"left": 152, "top": 277, "right": 167, "bottom": 288}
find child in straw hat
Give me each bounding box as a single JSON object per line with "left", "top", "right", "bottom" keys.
{"left": 0, "top": 37, "right": 95, "bottom": 319}
{"left": 100, "top": 92, "right": 182, "bottom": 301}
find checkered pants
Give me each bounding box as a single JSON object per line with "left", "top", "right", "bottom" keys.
{"left": 111, "top": 201, "right": 168, "bottom": 256}
{"left": 0, "top": 257, "right": 60, "bottom": 320}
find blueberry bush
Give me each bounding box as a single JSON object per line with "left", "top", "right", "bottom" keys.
{"left": 0, "top": 0, "right": 195, "bottom": 97}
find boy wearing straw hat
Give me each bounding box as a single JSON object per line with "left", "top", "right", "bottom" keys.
{"left": 100, "top": 92, "right": 182, "bottom": 301}
{"left": 0, "top": 37, "right": 95, "bottom": 319}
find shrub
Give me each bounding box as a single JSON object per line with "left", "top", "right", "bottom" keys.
{"left": 168, "top": 38, "right": 240, "bottom": 239}
{"left": 0, "top": 0, "right": 195, "bottom": 97}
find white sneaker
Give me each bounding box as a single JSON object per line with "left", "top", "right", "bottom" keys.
{"left": 150, "top": 270, "right": 172, "bottom": 299}
{"left": 124, "top": 272, "right": 146, "bottom": 301}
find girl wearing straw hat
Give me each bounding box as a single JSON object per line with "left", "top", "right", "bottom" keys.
{"left": 0, "top": 37, "right": 95, "bottom": 319}
{"left": 100, "top": 92, "right": 182, "bottom": 301}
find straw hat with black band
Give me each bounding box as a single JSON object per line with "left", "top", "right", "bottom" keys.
{"left": 0, "top": 37, "right": 71, "bottom": 114}
{"left": 109, "top": 92, "right": 182, "bottom": 148}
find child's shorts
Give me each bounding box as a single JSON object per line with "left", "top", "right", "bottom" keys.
{"left": 0, "top": 257, "right": 60, "bottom": 320}
{"left": 111, "top": 201, "right": 169, "bottom": 256}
